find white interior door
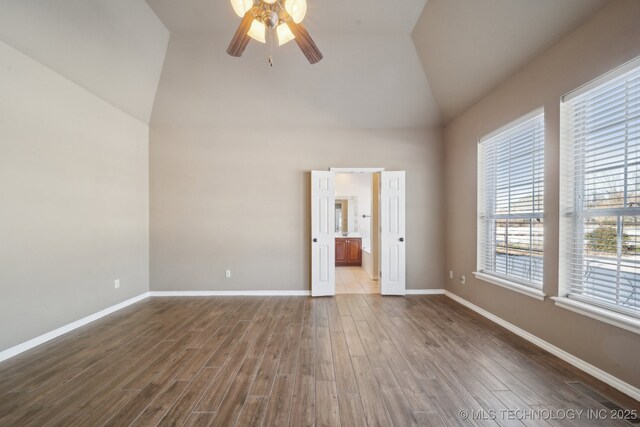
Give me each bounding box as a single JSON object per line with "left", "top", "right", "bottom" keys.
{"left": 380, "top": 171, "right": 406, "bottom": 295}
{"left": 311, "top": 171, "right": 335, "bottom": 297}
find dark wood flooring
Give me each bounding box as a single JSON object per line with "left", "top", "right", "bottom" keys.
{"left": 0, "top": 295, "right": 638, "bottom": 426}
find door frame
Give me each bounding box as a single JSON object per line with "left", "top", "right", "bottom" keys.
{"left": 329, "top": 168, "right": 385, "bottom": 173}
{"left": 311, "top": 167, "right": 406, "bottom": 296}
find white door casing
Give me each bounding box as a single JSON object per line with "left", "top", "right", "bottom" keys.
{"left": 380, "top": 171, "right": 406, "bottom": 295}
{"left": 311, "top": 171, "right": 336, "bottom": 297}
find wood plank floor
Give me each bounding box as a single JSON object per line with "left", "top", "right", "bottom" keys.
{"left": 0, "top": 295, "right": 638, "bottom": 426}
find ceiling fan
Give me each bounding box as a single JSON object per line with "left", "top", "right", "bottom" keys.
{"left": 227, "top": 0, "right": 323, "bottom": 65}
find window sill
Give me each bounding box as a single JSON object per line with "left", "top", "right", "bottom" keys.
{"left": 473, "top": 272, "right": 546, "bottom": 301}
{"left": 551, "top": 297, "right": 640, "bottom": 335}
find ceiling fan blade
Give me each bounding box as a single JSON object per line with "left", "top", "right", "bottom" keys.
{"left": 227, "top": 8, "right": 258, "bottom": 57}
{"left": 281, "top": 13, "right": 323, "bottom": 64}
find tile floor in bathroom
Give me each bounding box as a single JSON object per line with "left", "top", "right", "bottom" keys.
{"left": 335, "top": 266, "right": 380, "bottom": 294}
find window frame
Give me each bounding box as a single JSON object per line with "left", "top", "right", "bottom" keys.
{"left": 557, "top": 56, "right": 640, "bottom": 334}
{"left": 475, "top": 108, "right": 546, "bottom": 300}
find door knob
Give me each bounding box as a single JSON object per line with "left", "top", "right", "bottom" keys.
{"left": 399, "top": 237, "right": 405, "bottom": 242}
{"left": 313, "top": 238, "right": 318, "bottom": 243}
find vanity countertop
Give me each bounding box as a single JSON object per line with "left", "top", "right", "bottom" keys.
{"left": 335, "top": 234, "right": 361, "bottom": 238}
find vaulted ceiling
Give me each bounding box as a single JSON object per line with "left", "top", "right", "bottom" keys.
{"left": 0, "top": 0, "right": 612, "bottom": 128}
{"left": 146, "top": 0, "right": 441, "bottom": 128}
{"left": 412, "top": 0, "right": 608, "bottom": 122}
{"left": 0, "top": 0, "right": 169, "bottom": 124}
{"left": 146, "top": 0, "right": 428, "bottom": 35}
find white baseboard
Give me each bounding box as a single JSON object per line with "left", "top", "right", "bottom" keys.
{"left": 149, "top": 290, "right": 311, "bottom": 297}
{"left": 0, "top": 292, "right": 150, "bottom": 363}
{"left": 406, "top": 289, "right": 445, "bottom": 295}
{"left": 443, "top": 290, "right": 640, "bottom": 402}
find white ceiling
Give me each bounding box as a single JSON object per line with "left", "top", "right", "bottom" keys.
{"left": 149, "top": 0, "right": 611, "bottom": 127}
{"left": 0, "top": 0, "right": 613, "bottom": 127}
{"left": 412, "top": 0, "right": 609, "bottom": 122}
{"left": 0, "top": 0, "right": 169, "bottom": 124}
{"left": 150, "top": 32, "right": 441, "bottom": 129}
{"left": 146, "top": 0, "right": 428, "bottom": 35}
{"left": 147, "top": 0, "right": 441, "bottom": 129}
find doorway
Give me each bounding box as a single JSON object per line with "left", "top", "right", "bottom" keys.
{"left": 311, "top": 168, "right": 406, "bottom": 297}
{"left": 334, "top": 172, "right": 379, "bottom": 294}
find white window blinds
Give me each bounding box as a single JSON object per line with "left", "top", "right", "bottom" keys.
{"left": 478, "top": 110, "right": 545, "bottom": 288}
{"left": 562, "top": 58, "right": 640, "bottom": 318}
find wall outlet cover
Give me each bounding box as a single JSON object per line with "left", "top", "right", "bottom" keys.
{"left": 114, "top": 279, "right": 120, "bottom": 289}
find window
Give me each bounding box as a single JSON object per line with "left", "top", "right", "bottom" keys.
{"left": 560, "top": 58, "right": 640, "bottom": 319}
{"left": 477, "top": 110, "right": 545, "bottom": 295}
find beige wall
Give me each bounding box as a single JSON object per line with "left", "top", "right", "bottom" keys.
{"left": 443, "top": 0, "right": 640, "bottom": 387}
{"left": 150, "top": 127, "right": 444, "bottom": 292}
{"left": 0, "top": 41, "right": 150, "bottom": 352}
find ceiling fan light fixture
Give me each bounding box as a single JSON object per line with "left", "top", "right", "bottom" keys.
{"left": 248, "top": 19, "right": 266, "bottom": 43}
{"left": 226, "top": 0, "right": 322, "bottom": 64}
{"left": 276, "top": 23, "right": 295, "bottom": 46}
{"left": 285, "top": 0, "right": 307, "bottom": 24}
{"left": 230, "top": 0, "right": 254, "bottom": 17}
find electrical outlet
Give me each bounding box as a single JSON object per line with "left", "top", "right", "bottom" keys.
{"left": 459, "top": 275, "right": 466, "bottom": 285}
{"left": 449, "top": 270, "right": 453, "bottom": 279}
{"left": 114, "top": 279, "right": 120, "bottom": 289}
{"left": 225, "top": 269, "right": 231, "bottom": 278}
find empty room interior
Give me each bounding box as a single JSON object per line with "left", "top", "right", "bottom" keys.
{"left": 1, "top": 0, "right": 640, "bottom": 425}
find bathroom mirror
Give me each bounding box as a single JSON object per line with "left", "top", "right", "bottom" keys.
{"left": 335, "top": 197, "right": 358, "bottom": 234}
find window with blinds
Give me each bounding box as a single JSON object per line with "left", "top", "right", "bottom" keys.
{"left": 561, "top": 58, "right": 640, "bottom": 318}
{"left": 478, "top": 110, "right": 545, "bottom": 289}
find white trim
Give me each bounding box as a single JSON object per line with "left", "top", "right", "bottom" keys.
{"left": 473, "top": 272, "right": 546, "bottom": 301}
{"left": 329, "top": 168, "right": 385, "bottom": 173}
{"left": 149, "top": 290, "right": 312, "bottom": 297}
{"left": 551, "top": 297, "right": 640, "bottom": 335}
{"left": 562, "top": 55, "right": 640, "bottom": 102}
{"left": 444, "top": 291, "right": 640, "bottom": 402}
{"left": 0, "top": 292, "right": 149, "bottom": 363}
{"left": 406, "top": 289, "right": 445, "bottom": 295}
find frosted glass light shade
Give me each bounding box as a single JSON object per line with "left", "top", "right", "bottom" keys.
{"left": 285, "top": 0, "right": 307, "bottom": 23}
{"left": 230, "top": 0, "right": 254, "bottom": 17}
{"left": 277, "top": 23, "right": 295, "bottom": 46}
{"left": 248, "top": 19, "right": 266, "bottom": 43}
{"left": 263, "top": 0, "right": 277, "bottom": 3}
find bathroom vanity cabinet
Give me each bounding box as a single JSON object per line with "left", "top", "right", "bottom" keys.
{"left": 335, "top": 237, "right": 362, "bottom": 266}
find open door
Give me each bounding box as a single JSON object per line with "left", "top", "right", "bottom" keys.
{"left": 380, "top": 171, "right": 406, "bottom": 295}
{"left": 311, "top": 171, "right": 335, "bottom": 297}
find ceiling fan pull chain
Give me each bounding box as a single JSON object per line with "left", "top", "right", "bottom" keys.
{"left": 266, "top": 25, "right": 275, "bottom": 67}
